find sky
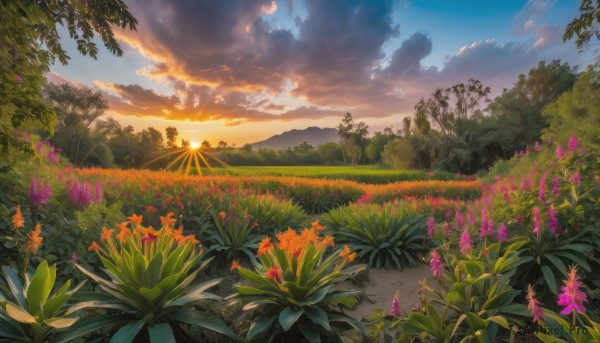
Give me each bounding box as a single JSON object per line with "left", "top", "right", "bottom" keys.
{"left": 49, "top": 0, "right": 593, "bottom": 146}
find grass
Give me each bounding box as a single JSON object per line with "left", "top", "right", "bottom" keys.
{"left": 199, "top": 165, "right": 464, "bottom": 184}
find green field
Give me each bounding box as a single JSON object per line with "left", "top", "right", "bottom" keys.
{"left": 200, "top": 165, "right": 461, "bottom": 184}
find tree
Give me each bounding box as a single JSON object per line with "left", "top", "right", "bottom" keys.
{"left": 337, "top": 113, "right": 370, "bottom": 165}
{"left": 564, "top": 0, "right": 600, "bottom": 51}
{"left": 201, "top": 140, "right": 212, "bottom": 150}
{"left": 337, "top": 113, "right": 354, "bottom": 163}
{"left": 366, "top": 130, "right": 397, "bottom": 163}
{"left": 0, "top": 0, "right": 137, "bottom": 151}
{"left": 181, "top": 139, "right": 191, "bottom": 149}
{"left": 317, "top": 142, "right": 343, "bottom": 165}
{"left": 381, "top": 138, "right": 415, "bottom": 169}
{"left": 165, "top": 127, "right": 179, "bottom": 148}
{"left": 217, "top": 140, "right": 228, "bottom": 149}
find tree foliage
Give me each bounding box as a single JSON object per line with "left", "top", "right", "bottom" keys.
{"left": 564, "top": 0, "right": 600, "bottom": 51}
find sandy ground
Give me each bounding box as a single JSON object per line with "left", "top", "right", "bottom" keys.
{"left": 351, "top": 264, "right": 434, "bottom": 320}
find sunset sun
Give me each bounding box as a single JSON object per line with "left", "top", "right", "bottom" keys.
{"left": 190, "top": 141, "right": 200, "bottom": 150}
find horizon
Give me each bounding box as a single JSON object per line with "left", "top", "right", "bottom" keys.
{"left": 49, "top": 0, "right": 593, "bottom": 146}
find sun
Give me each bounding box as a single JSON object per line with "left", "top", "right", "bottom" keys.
{"left": 190, "top": 141, "right": 200, "bottom": 150}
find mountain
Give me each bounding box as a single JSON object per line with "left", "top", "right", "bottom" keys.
{"left": 249, "top": 127, "right": 338, "bottom": 149}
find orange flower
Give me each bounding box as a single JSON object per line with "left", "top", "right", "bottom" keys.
{"left": 139, "top": 225, "right": 157, "bottom": 237}
{"left": 116, "top": 226, "right": 131, "bottom": 242}
{"left": 24, "top": 224, "right": 43, "bottom": 254}
{"left": 218, "top": 211, "right": 226, "bottom": 220}
{"left": 116, "top": 221, "right": 130, "bottom": 232}
{"left": 231, "top": 259, "right": 240, "bottom": 272}
{"left": 100, "top": 226, "right": 114, "bottom": 241}
{"left": 311, "top": 220, "right": 325, "bottom": 231}
{"left": 12, "top": 206, "right": 24, "bottom": 231}
{"left": 347, "top": 252, "right": 357, "bottom": 263}
{"left": 265, "top": 264, "right": 283, "bottom": 282}
{"left": 258, "top": 236, "right": 274, "bottom": 256}
{"left": 173, "top": 226, "right": 184, "bottom": 243}
{"left": 88, "top": 241, "right": 101, "bottom": 252}
{"left": 321, "top": 235, "right": 335, "bottom": 248}
{"left": 160, "top": 211, "right": 177, "bottom": 227}
{"left": 128, "top": 213, "right": 143, "bottom": 225}
{"left": 300, "top": 227, "right": 319, "bottom": 245}
{"left": 185, "top": 234, "right": 199, "bottom": 245}
{"left": 340, "top": 245, "right": 351, "bottom": 258}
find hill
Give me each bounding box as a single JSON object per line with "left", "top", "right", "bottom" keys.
{"left": 249, "top": 127, "right": 338, "bottom": 149}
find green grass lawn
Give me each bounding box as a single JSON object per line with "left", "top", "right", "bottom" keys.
{"left": 199, "top": 165, "right": 460, "bottom": 184}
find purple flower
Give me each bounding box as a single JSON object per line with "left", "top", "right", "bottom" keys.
{"left": 534, "top": 141, "right": 541, "bottom": 152}
{"left": 552, "top": 177, "right": 560, "bottom": 196}
{"left": 29, "top": 177, "right": 52, "bottom": 206}
{"left": 569, "top": 171, "right": 581, "bottom": 186}
{"left": 67, "top": 180, "right": 91, "bottom": 207}
{"left": 391, "top": 294, "right": 401, "bottom": 317}
{"left": 538, "top": 172, "right": 547, "bottom": 202}
{"left": 93, "top": 182, "right": 104, "bottom": 205}
{"left": 430, "top": 250, "right": 443, "bottom": 279}
{"left": 47, "top": 150, "right": 58, "bottom": 164}
{"left": 443, "top": 222, "right": 452, "bottom": 238}
{"left": 426, "top": 217, "right": 435, "bottom": 238}
{"left": 479, "top": 211, "right": 494, "bottom": 238}
{"left": 497, "top": 223, "right": 508, "bottom": 243}
{"left": 557, "top": 267, "right": 587, "bottom": 316}
{"left": 568, "top": 133, "right": 579, "bottom": 152}
{"left": 516, "top": 215, "right": 524, "bottom": 223}
{"left": 455, "top": 207, "right": 465, "bottom": 229}
{"left": 459, "top": 228, "right": 473, "bottom": 256}
{"left": 71, "top": 252, "right": 78, "bottom": 264}
{"left": 556, "top": 143, "right": 564, "bottom": 159}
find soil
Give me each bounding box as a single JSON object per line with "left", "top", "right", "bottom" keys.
{"left": 351, "top": 264, "right": 434, "bottom": 320}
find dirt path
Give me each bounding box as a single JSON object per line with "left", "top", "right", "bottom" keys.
{"left": 351, "top": 264, "right": 433, "bottom": 320}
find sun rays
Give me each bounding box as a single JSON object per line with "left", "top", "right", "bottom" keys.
{"left": 141, "top": 146, "right": 230, "bottom": 175}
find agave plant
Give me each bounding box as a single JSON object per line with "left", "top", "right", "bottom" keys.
{"left": 0, "top": 261, "right": 85, "bottom": 343}
{"left": 323, "top": 203, "right": 427, "bottom": 269}
{"left": 72, "top": 213, "right": 241, "bottom": 342}
{"left": 231, "top": 221, "right": 368, "bottom": 342}
{"left": 239, "top": 194, "right": 307, "bottom": 235}
{"left": 204, "top": 209, "right": 264, "bottom": 264}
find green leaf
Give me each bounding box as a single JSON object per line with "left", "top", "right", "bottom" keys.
{"left": 246, "top": 312, "right": 277, "bottom": 340}
{"left": 139, "top": 287, "right": 162, "bottom": 305}
{"left": 5, "top": 302, "right": 36, "bottom": 324}
{"left": 53, "top": 314, "right": 131, "bottom": 343}
{"left": 279, "top": 306, "right": 304, "bottom": 331}
{"left": 482, "top": 290, "right": 516, "bottom": 310}
{"left": 297, "top": 319, "right": 321, "bottom": 343}
{"left": 541, "top": 265, "right": 558, "bottom": 294}
{"left": 44, "top": 316, "right": 79, "bottom": 329}
{"left": 170, "top": 310, "right": 243, "bottom": 342}
{"left": 2, "top": 266, "right": 26, "bottom": 308}
{"left": 26, "top": 260, "right": 51, "bottom": 315}
{"left": 303, "top": 306, "right": 331, "bottom": 331}
{"left": 148, "top": 323, "right": 175, "bottom": 343}
{"left": 109, "top": 319, "right": 145, "bottom": 343}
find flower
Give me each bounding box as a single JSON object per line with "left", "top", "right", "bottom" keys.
{"left": 569, "top": 171, "right": 581, "bottom": 186}
{"left": 391, "top": 293, "right": 401, "bottom": 317}
{"left": 538, "top": 172, "right": 547, "bottom": 202}
{"left": 142, "top": 232, "right": 158, "bottom": 245}
{"left": 128, "top": 213, "right": 143, "bottom": 225}
{"left": 24, "top": 224, "right": 43, "bottom": 254}
{"left": 459, "top": 228, "right": 473, "bottom": 256}
{"left": 321, "top": 235, "right": 335, "bottom": 248}
{"left": 526, "top": 285, "right": 544, "bottom": 323}
{"left": 534, "top": 141, "right": 541, "bottom": 152}
{"left": 12, "top": 206, "right": 24, "bottom": 231}
{"left": 556, "top": 143, "right": 564, "bottom": 159}
{"left": 533, "top": 207, "right": 541, "bottom": 237}
{"left": 100, "top": 226, "right": 114, "bottom": 241}
{"left": 430, "top": 250, "right": 443, "bottom": 279}
{"left": 311, "top": 220, "right": 325, "bottom": 231}
{"left": 258, "top": 236, "right": 274, "bottom": 256}
{"left": 29, "top": 177, "right": 52, "bottom": 206}
{"left": 14, "top": 75, "right": 23, "bottom": 84}
{"left": 552, "top": 177, "right": 560, "bottom": 196}
{"left": 71, "top": 252, "right": 78, "bottom": 264}
{"left": 443, "top": 222, "right": 452, "bottom": 237}
{"left": 88, "top": 241, "right": 101, "bottom": 252}
{"left": 231, "top": 259, "right": 240, "bottom": 272}
{"left": 497, "top": 223, "right": 508, "bottom": 243}
{"left": 159, "top": 211, "right": 177, "bottom": 227}
{"left": 568, "top": 133, "right": 579, "bottom": 152}
{"left": 145, "top": 205, "right": 158, "bottom": 214}
{"left": 557, "top": 266, "right": 587, "bottom": 316}
{"left": 218, "top": 211, "right": 226, "bottom": 220}
{"left": 426, "top": 217, "right": 435, "bottom": 238}
{"left": 340, "top": 245, "right": 357, "bottom": 262}
{"left": 265, "top": 264, "right": 283, "bottom": 282}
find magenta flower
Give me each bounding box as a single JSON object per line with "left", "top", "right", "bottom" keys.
{"left": 390, "top": 294, "right": 401, "bottom": 317}
{"left": 455, "top": 207, "right": 465, "bottom": 229}
{"left": 497, "top": 223, "right": 508, "bottom": 243}
{"left": 556, "top": 143, "right": 564, "bottom": 159}
{"left": 516, "top": 215, "right": 524, "bottom": 223}
{"left": 467, "top": 210, "right": 475, "bottom": 226}
{"left": 71, "top": 252, "right": 78, "bottom": 264}
{"left": 443, "top": 222, "right": 452, "bottom": 238}
{"left": 526, "top": 285, "right": 544, "bottom": 323}
{"left": 94, "top": 182, "right": 104, "bottom": 204}
{"left": 552, "top": 177, "right": 560, "bottom": 196}
{"left": 569, "top": 171, "right": 581, "bottom": 186}
{"left": 426, "top": 217, "right": 435, "bottom": 238}
{"left": 142, "top": 232, "right": 158, "bottom": 245}
{"left": 430, "top": 250, "right": 443, "bottom": 279}
{"left": 459, "top": 228, "right": 473, "bottom": 256}
{"left": 524, "top": 146, "right": 530, "bottom": 156}
{"left": 557, "top": 266, "right": 587, "bottom": 316}
{"left": 548, "top": 206, "right": 559, "bottom": 236}
{"left": 533, "top": 207, "right": 541, "bottom": 237}
{"left": 29, "top": 177, "right": 52, "bottom": 206}
{"left": 534, "top": 141, "right": 541, "bottom": 152}
{"left": 568, "top": 133, "right": 579, "bottom": 152}
{"left": 14, "top": 75, "right": 23, "bottom": 84}
{"left": 538, "top": 172, "right": 547, "bottom": 202}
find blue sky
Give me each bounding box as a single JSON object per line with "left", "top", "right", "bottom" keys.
{"left": 49, "top": 0, "right": 589, "bottom": 145}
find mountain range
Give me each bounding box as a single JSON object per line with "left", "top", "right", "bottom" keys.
{"left": 249, "top": 127, "right": 338, "bottom": 149}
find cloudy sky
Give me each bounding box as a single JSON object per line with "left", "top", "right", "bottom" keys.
{"left": 49, "top": 0, "right": 592, "bottom": 146}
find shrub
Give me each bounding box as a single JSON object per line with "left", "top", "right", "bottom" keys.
{"left": 72, "top": 213, "right": 240, "bottom": 342}
{"left": 323, "top": 203, "right": 427, "bottom": 269}
{"left": 239, "top": 194, "right": 307, "bottom": 235}
{"left": 231, "top": 222, "right": 368, "bottom": 342}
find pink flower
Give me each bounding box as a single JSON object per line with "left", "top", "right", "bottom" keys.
{"left": 552, "top": 177, "right": 560, "bottom": 196}
{"left": 568, "top": 133, "right": 579, "bottom": 152}
{"left": 391, "top": 294, "right": 401, "bottom": 317}
{"left": 29, "top": 177, "right": 52, "bottom": 206}
{"left": 516, "top": 215, "right": 524, "bottom": 223}
{"left": 569, "top": 171, "right": 581, "bottom": 186}
{"left": 443, "top": 222, "right": 452, "bottom": 238}
{"left": 14, "top": 75, "right": 23, "bottom": 84}
{"left": 538, "top": 173, "right": 547, "bottom": 202}
{"left": 426, "top": 217, "right": 435, "bottom": 238}
{"left": 533, "top": 207, "right": 541, "bottom": 237}
{"left": 548, "top": 206, "right": 559, "bottom": 236}
{"left": 430, "top": 250, "right": 443, "bottom": 279}
{"left": 526, "top": 285, "right": 544, "bottom": 323}
{"left": 497, "top": 223, "right": 508, "bottom": 243}
{"left": 455, "top": 207, "right": 465, "bottom": 229}
{"left": 556, "top": 143, "right": 564, "bottom": 159}
{"left": 557, "top": 266, "right": 587, "bottom": 316}
{"left": 459, "top": 228, "right": 473, "bottom": 256}
{"left": 71, "top": 252, "right": 78, "bottom": 264}
{"left": 534, "top": 141, "right": 541, "bottom": 152}
{"left": 467, "top": 210, "right": 475, "bottom": 226}
{"left": 142, "top": 232, "right": 158, "bottom": 245}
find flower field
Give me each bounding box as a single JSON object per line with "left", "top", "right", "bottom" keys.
{"left": 1, "top": 134, "right": 600, "bottom": 342}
